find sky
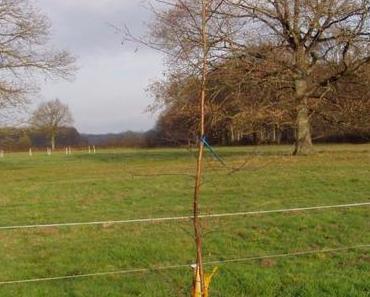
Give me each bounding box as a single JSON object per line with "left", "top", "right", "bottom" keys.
{"left": 35, "top": 0, "right": 164, "bottom": 134}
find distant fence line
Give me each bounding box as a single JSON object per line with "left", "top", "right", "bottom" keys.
{"left": 0, "top": 145, "right": 97, "bottom": 157}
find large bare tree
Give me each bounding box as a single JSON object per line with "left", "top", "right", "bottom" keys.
{"left": 31, "top": 99, "right": 73, "bottom": 150}
{"left": 0, "top": 0, "right": 75, "bottom": 116}
{"left": 226, "top": 0, "right": 370, "bottom": 154}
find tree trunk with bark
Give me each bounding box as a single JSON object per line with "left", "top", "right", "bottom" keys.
{"left": 51, "top": 130, "right": 56, "bottom": 151}
{"left": 229, "top": 123, "right": 235, "bottom": 144}
{"left": 293, "top": 79, "right": 313, "bottom": 155}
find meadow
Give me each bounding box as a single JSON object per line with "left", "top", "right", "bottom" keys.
{"left": 0, "top": 144, "right": 369, "bottom": 297}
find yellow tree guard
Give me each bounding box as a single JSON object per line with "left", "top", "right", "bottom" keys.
{"left": 192, "top": 265, "right": 218, "bottom": 297}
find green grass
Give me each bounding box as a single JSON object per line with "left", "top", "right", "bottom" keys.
{"left": 0, "top": 144, "right": 369, "bottom": 296}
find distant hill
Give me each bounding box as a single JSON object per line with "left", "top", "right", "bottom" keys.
{"left": 81, "top": 131, "right": 148, "bottom": 147}
{"left": 81, "top": 133, "right": 124, "bottom": 146}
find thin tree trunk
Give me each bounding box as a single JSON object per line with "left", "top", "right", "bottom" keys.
{"left": 260, "top": 129, "right": 264, "bottom": 144}
{"left": 230, "top": 124, "right": 234, "bottom": 144}
{"left": 293, "top": 79, "right": 313, "bottom": 155}
{"left": 192, "top": 1, "right": 208, "bottom": 296}
{"left": 276, "top": 125, "right": 282, "bottom": 145}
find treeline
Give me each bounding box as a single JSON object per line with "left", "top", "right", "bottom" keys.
{"left": 81, "top": 124, "right": 370, "bottom": 148}
{"left": 1, "top": 123, "right": 369, "bottom": 152}
{"left": 148, "top": 56, "right": 370, "bottom": 147}
{"left": 0, "top": 127, "right": 85, "bottom": 151}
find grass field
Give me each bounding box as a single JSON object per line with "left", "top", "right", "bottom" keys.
{"left": 0, "top": 144, "right": 369, "bottom": 296}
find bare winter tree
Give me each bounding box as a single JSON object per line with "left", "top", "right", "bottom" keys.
{"left": 124, "top": 0, "right": 230, "bottom": 295}
{"left": 226, "top": 0, "right": 370, "bottom": 154}
{"left": 0, "top": 0, "right": 76, "bottom": 117}
{"left": 31, "top": 99, "right": 73, "bottom": 150}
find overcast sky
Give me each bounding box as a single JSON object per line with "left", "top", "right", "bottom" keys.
{"left": 36, "top": 0, "right": 164, "bottom": 134}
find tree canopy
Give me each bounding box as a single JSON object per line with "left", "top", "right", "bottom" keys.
{"left": 0, "top": 0, "right": 75, "bottom": 117}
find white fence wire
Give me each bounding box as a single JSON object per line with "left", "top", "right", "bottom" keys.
{"left": 0, "top": 201, "right": 369, "bottom": 231}
{"left": 0, "top": 244, "right": 369, "bottom": 285}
